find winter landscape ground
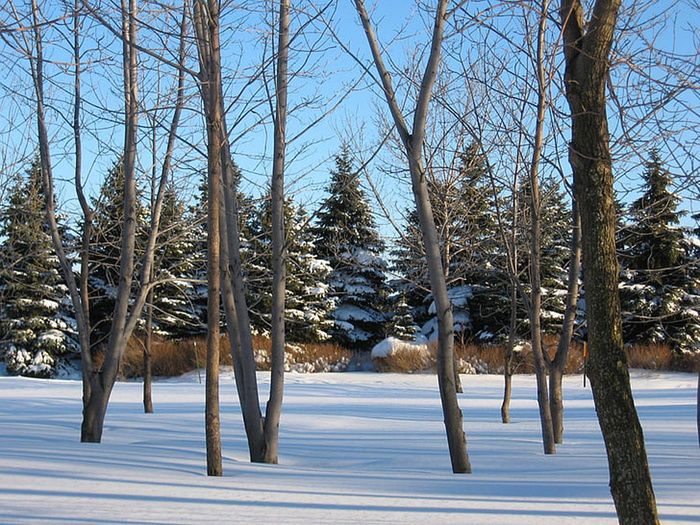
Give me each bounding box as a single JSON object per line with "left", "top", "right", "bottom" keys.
{"left": 0, "top": 368, "right": 697, "bottom": 525}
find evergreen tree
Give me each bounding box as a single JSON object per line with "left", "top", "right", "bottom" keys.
{"left": 0, "top": 159, "right": 79, "bottom": 377}
{"left": 392, "top": 143, "right": 501, "bottom": 341}
{"left": 516, "top": 176, "right": 574, "bottom": 336}
{"left": 150, "top": 185, "right": 204, "bottom": 338}
{"left": 388, "top": 291, "right": 421, "bottom": 341}
{"left": 619, "top": 151, "right": 700, "bottom": 351}
{"left": 247, "top": 194, "right": 334, "bottom": 343}
{"left": 313, "top": 146, "right": 388, "bottom": 349}
{"left": 88, "top": 158, "right": 148, "bottom": 347}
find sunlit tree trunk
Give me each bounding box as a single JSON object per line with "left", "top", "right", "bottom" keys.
{"left": 263, "top": 0, "right": 290, "bottom": 465}
{"left": 549, "top": 200, "right": 581, "bottom": 443}
{"left": 354, "top": 0, "right": 471, "bottom": 473}
{"left": 193, "top": 0, "right": 223, "bottom": 476}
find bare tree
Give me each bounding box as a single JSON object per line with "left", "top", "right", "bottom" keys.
{"left": 192, "top": 0, "right": 224, "bottom": 476}
{"left": 560, "top": 0, "right": 659, "bottom": 522}
{"left": 353, "top": 0, "right": 470, "bottom": 473}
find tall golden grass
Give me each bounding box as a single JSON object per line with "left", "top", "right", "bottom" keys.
{"left": 114, "top": 333, "right": 352, "bottom": 379}
{"left": 369, "top": 334, "right": 699, "bottom": 375}
{"left": 103, "top": 333, "right": 698, "bottom": 378}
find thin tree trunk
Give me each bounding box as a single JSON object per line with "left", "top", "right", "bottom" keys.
{"left": 193, "top": 0, "right": 223, "bottom": 476}
{"left": 526, "top": 0, "right": 555, "bottom": 455}
{"left": 143, "top": 290, "right": 154, "bottom": 414}
{"left": 220, "top": 150, "right": 265, "bottom": 463}
{"left": 549, "top": 199, "right": 581, "bottom": 443}
{"left": 501, "top": 281, "right": 518, "bottom": 423}
{"left": 263, "top": 0, "right": 290, "bottom": 465}
{"left": 354, "top": 0, "right": 471, "bottom": 474}
{"left": 560, "top": 1, "right": 659, "bottom": 522}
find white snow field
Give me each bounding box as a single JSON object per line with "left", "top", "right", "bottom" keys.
{"left": 0, "top": 369, "right": 697, "bottom": 524}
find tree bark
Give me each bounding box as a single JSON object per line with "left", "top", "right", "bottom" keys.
{"left": 527, "top": 0, "right": 555, "bottom": 455}
{"left": 143, "top": 290, "right": 154, "bottom": 414}
{"left": 549, "top": 199, "right": 581, "bottom": 443}
{"left": 193, "top": 0, "right": 223, "bottom": 476}
{"left": 263, "top": 0, "right": 290, "bottom": 465}
{"left": 560, "top": 0, "right": 659, "bottom": 522}
{"left": 354, "top": 0, "right": 471, "bottom": 474}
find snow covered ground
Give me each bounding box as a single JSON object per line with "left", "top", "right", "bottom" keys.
{"left": 0, "top": 369, "right": 697, "bottom": 524}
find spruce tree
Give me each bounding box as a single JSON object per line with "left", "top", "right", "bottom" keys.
{"left": 392, "top": 143, "right": 501, "bottom": 341}
{"left": 248, "top": 194, "right": 334, "bottom": 343}
{"left": 88, "top": 158, "right": 148, "bottom": 347}
{"left": 619, "top": 151, "right": 700, "bottom": 351}
{"left": 0, "top": 159, "right": 79, "bottom": 377}
{"left": 313, "top": 145, "right": 388, "bottom": 350}
{"left": 150, "top": 185, "right": 203, "bottom": 338}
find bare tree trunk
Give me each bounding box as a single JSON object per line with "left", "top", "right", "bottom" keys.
{"left": 262, "top": 0, "right": 290, "bottom": 465}
{"left": 219, "top": 148, "right": 265, "bottom": 462}
{"left": 527, "top": 0, "right": 555, "bottom": 455}
{"left": 549, "top": 199, "right": 581, "bottom": 442}
{"left": 193, "top": 0, "right": 223, "bottom": 476}
{"left": 501, "top": 281, "right": 517, "bottom": 423}
{"left": 354, "top": 0, "right": 471, "bottom": 474}
{"left": 81, "top": 0, "right": 140, "bottom": 443}
{"left": 560, "top": 0, "right": 659, "bottom": 522}
{"left": 143, "top": 290, "right": 154, "bottom": 414}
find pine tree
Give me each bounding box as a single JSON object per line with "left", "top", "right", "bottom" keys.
{"left": 246, "top": 194, "right": 334, "bottom": 343}
{"left": 88, "top": 158, "right": 148, "bottom": 347}
{"left": 150, "top": 185, "right": 204, "bottom": 338}
{"left": 389, "top": 292, "right": 420, "bottom": 341}
{"left": 619, "top": 151, "right": 700, "bottom": 351}
{"left": 313, "top": 146, "right": 388, "bottom": 350}
{"left": 392, "top": 143, "right": 501, "bottom": 341}
{"left": 0, "top": 159, "right": 79, "bottom": 377}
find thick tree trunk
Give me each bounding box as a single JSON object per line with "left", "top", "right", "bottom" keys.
{"left": 549, "top": 200, "right": 581, "bottom": 443}
{"left": 560, "top": 1, "right": 659, "bottom": 522}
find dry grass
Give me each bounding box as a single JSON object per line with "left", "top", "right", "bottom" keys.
{"left": 114, "top": 334, "right": 351, "bottom": 378}
{"left": 373, "top": 340, "right": 437, "bottom": 373}
{"left": 101, "top": 332, "right": 698, "bottom": 378}
{"left": 376, "top": 335, "right": 589, "bottom": 375}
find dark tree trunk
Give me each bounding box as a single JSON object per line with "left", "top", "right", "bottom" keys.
{"left": 560, "top": 1, "right": 659, "bottom": 522}
{"left": 500, "top": 285, "right": 517, "bottom": 424}
{"left": 143, "top": 294, "right": 154, "bottom": 414}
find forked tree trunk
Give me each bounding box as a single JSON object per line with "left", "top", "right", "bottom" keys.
{"left": 354, "top": 0, "right": 471, "bottom": 474}
{"left": 526, "top": 0, "right": 555, "bottom": 455}
{"left": 549, "top": 200, "right": 581, "bottom": 443}
{"left": 262, "top": 0, "right": 290, "bottom": 465}
{"left": 82, "top": 0, "right": 140, "bottom": 443}
{"left": 560, "top": 0, "right": 659, "bottom": 522}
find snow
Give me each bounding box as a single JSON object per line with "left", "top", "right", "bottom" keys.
{"left": 370, "top": 336, "right": 430, "bottom": 359}
{"left": 0, "top": 370, "right": 698, "bottom": 524}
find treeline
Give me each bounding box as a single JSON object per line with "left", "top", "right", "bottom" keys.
{"left": 2, "top": 147, "right": 698, "bottom": 378}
